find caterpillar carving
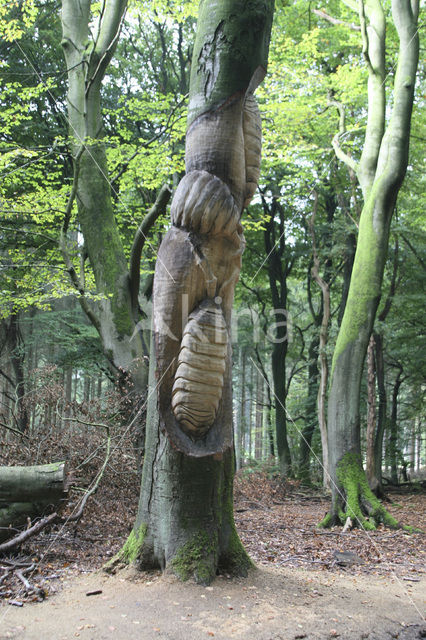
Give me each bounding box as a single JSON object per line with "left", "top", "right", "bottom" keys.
{"left": 172, "top": 299, "right": 228, "bottom": 438}
{"left": 171, "top": 170, "right": 240, "bottom": 237}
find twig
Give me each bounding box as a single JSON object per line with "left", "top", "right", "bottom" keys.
{"left": 313, "top": 8, "right": 361, "bottom": 30}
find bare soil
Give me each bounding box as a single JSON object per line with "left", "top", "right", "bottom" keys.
{"left": 1, "top": 564, "right": 425, "bottom": 640}
{"left": 1, "top": 471, "right": 425, "bottom": 639}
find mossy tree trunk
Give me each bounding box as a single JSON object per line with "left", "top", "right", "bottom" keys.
{"left": 110, "top": 0, "right": 274, "bottom": 584}
{"left": 60, "top": 0, "right": 170, "bottom": 396}
{"left": 324, "top": 0, "right": 419, "bottom": 528}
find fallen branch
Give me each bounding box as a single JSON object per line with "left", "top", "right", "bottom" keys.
{"left": 0, "top": 512, "right": 58, "bottom": 554}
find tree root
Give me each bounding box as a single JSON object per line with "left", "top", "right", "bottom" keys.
{"left": 319, "top": 453, "right": 408, "bottom": 530}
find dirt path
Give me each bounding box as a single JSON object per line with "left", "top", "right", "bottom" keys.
{"left": 1, "top": 566, "right": 424, "bottom": 640}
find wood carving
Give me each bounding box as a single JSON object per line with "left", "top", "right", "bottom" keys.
{"left": 243, "top": 94, "right": 262, "bottom": 208}
{"left": 172, "top": 299, "right": 228, "bottom": 437}
{"left": 153, "top": 91, "right": 262, "bottom": 455}
{"left": 170, "top": 170, "right": 240, "bottom": 239}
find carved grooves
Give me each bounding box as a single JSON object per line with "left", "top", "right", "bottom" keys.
{"left": 172, "top": 299, "right": 228, "bottom": 438}
{"left": 171, "top": 170, "right": 240, "bottom": 237}
{"left": 243, "top": 93, "right": 262, "bottom": 208}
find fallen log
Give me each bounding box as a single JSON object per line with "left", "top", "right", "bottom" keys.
{"left": 0, "top": 462, "right": 68, "bottom": 503}
{"left": 0, "top": 462, "right": 69, "bottom": 543}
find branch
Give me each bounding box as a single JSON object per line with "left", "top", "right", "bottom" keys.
{"left": 329, "top": 100, "right": 359, "bottom": 174}
{"left": 378, "top": 237, "right": 399, "bottom": 322}
{"left": 58, "top": 233, "right": 102, "bottom": 334}
{"left": 313, "top": 8, "right": 361, "bottom": 30}
{"left": 341, "top": 0, "right": 359, "bottom": 11}
{"left": 62, "top": 145, "right": 84, "bottom": 234}
{"left": 358, "top": 0, "right": 374, "bottom": 74}
{"left": 86, "top": 0, "right": 127, "bottom": 94}
{"left": 129, "top": 184, "right": 172, "bottom": 313}
{"left": 0, "top": 512, "right": 58, "bottom": 554}
{"left": 400, "top": 233, "right": 426, "bottom": 270}
{"left": 0, "top": 420, "right": 29, "bottom": 440}
{"left": 59, "top": 146, "right": 101, "bottom": 334}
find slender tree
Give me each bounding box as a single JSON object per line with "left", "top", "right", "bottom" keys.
{"left": 60, "top": 0, "right": 171, "bottom": 394}
{"left": 109, "top": 0, "right": 274, "bottom": 583}
{"left": 323, "top": 0, "right": 420, "bottom": 528}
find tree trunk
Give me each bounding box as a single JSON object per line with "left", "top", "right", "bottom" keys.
{"left": 235, "top": 347, "right": 245, "bottom": 471}
{"left": 0, "top": 462, "right": 68, "bottom": 504}
{"left": 263, "top": 197, "right": 293, "bottom": 477}
{"left": 389, "top": 368, "right": 403, "bottom": 485}
{"left": 9, "top": 314, "right": 28, "bottom": 433}
{"left": 366, "top": 336, "right": 377, "bottom": 490}
{"left": 0, "top": 462, "right": 68, "bottom": 542}
{"left": 255, "top": 368, "right": 264, "bottom": 460}
{"left": 324, "top": 0, "right": 419, "bottom": 529}
{"left": 60, "top": 1, "right": 171, "bottom": 399}
{"left": 299, "top": 334, "right": 319, "bottom": 483}
{"left": 109, "top": 0, "right": 274, "bottom": 583}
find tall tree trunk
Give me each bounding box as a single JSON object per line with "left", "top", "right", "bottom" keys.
{"left": 299, "top": 334, "right": 319, "bottom": 483}
{"left": 389, "top": 367, "right": 403, "bottom": 485}
{"left": 323, "top": 0, "right": 419, "bottom": 529}
{"left": 308, "top": 192, "right": 331, "bottom": 489}
{"left": 8, "top": 314, "right": 28, "bottom": 433}
{"left": 263, "top": 197, "right": 293, "bottom": 476}
{"left": 366, "top": 336, "right": 377, "bottom": 490}
{"left": 109, "top": 0, "right": 274, "bottom": 584}
{"left": 60, "top": 0, "right": 170, "bottom": 396}
{"left": 235, "top": 347, "right": 245, "bottom": 471}
{"left": 255, "top": 368, "right": 264, "bottom": 460}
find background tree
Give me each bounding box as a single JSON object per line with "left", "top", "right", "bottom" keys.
{"left": 323, "top": 0, "right": 420, "bottom": 529}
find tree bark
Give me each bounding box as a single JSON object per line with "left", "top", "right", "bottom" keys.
{"left": 109, "top": 0, "right": 274, "bottom": 583}
{"left": 324, "top": 0, "right": 419, "bottom": 528}
{"left": 0, "top": 462, "right": 68, "bottom": 542}
{"left": 0, "top": 462, "right": 67, "bottom": 503}
{"left": 366, "top": 336, "right": 378, "bottom": 491}
{"left": 263, "top": 197, "right": 293, "bottom": 476}
{"left": 299, "top": 333, "right": 319, "bottom": 483}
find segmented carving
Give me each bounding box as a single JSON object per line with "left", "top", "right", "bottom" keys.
{"left": 171, "top": 170, "right": 240, "bottom": 237}
{"left": 172, "top": 299, "right": 228, "bottom": 437}
{"left": 243, "top": 94, "right": 262, "bottom": 208}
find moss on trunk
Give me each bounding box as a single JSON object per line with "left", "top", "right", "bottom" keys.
{"left": 319, "top": 453, "right": 402, "bottom": 530}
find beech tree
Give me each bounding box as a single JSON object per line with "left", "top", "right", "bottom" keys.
{"left": 109, "top": 0, "right": 274, "bottom": 583}
{"left": 323, "top": 0, "right": 420, "bottom": 528}
{"left": 60, "top": 0, "right": 171, "bottom": 394}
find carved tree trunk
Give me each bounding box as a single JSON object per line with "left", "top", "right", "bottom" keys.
{"left": 324, "top": 0, "right": 419, "bottom": 529}
{"left": 110, "top": 0, "right": 274, "bottom": 584}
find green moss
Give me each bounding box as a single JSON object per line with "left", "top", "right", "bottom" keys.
{"left": 335, "top": 453, "right": 399, "bottom": 530}
{"left": 318, "top": 512, "right": 333, "bottom": 529}
{"left": 104, "top": 524, "right": 147, "bottom": 572}
{"left": 331, "top": 192, "right": 382, "bottom": 377}
{"left": 171, "top": 531, "right": 218, "bottom": 585}
{"left": 220, "top": 527, "right": 254, "bottom": 576}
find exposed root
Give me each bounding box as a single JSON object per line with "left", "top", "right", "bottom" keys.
{"left": 319, "top": 453, "right": 405, "bottom": 531}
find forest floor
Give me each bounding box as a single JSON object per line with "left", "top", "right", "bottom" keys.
{"left": 0, "top": 468, "right": 425, "bottom": 639}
